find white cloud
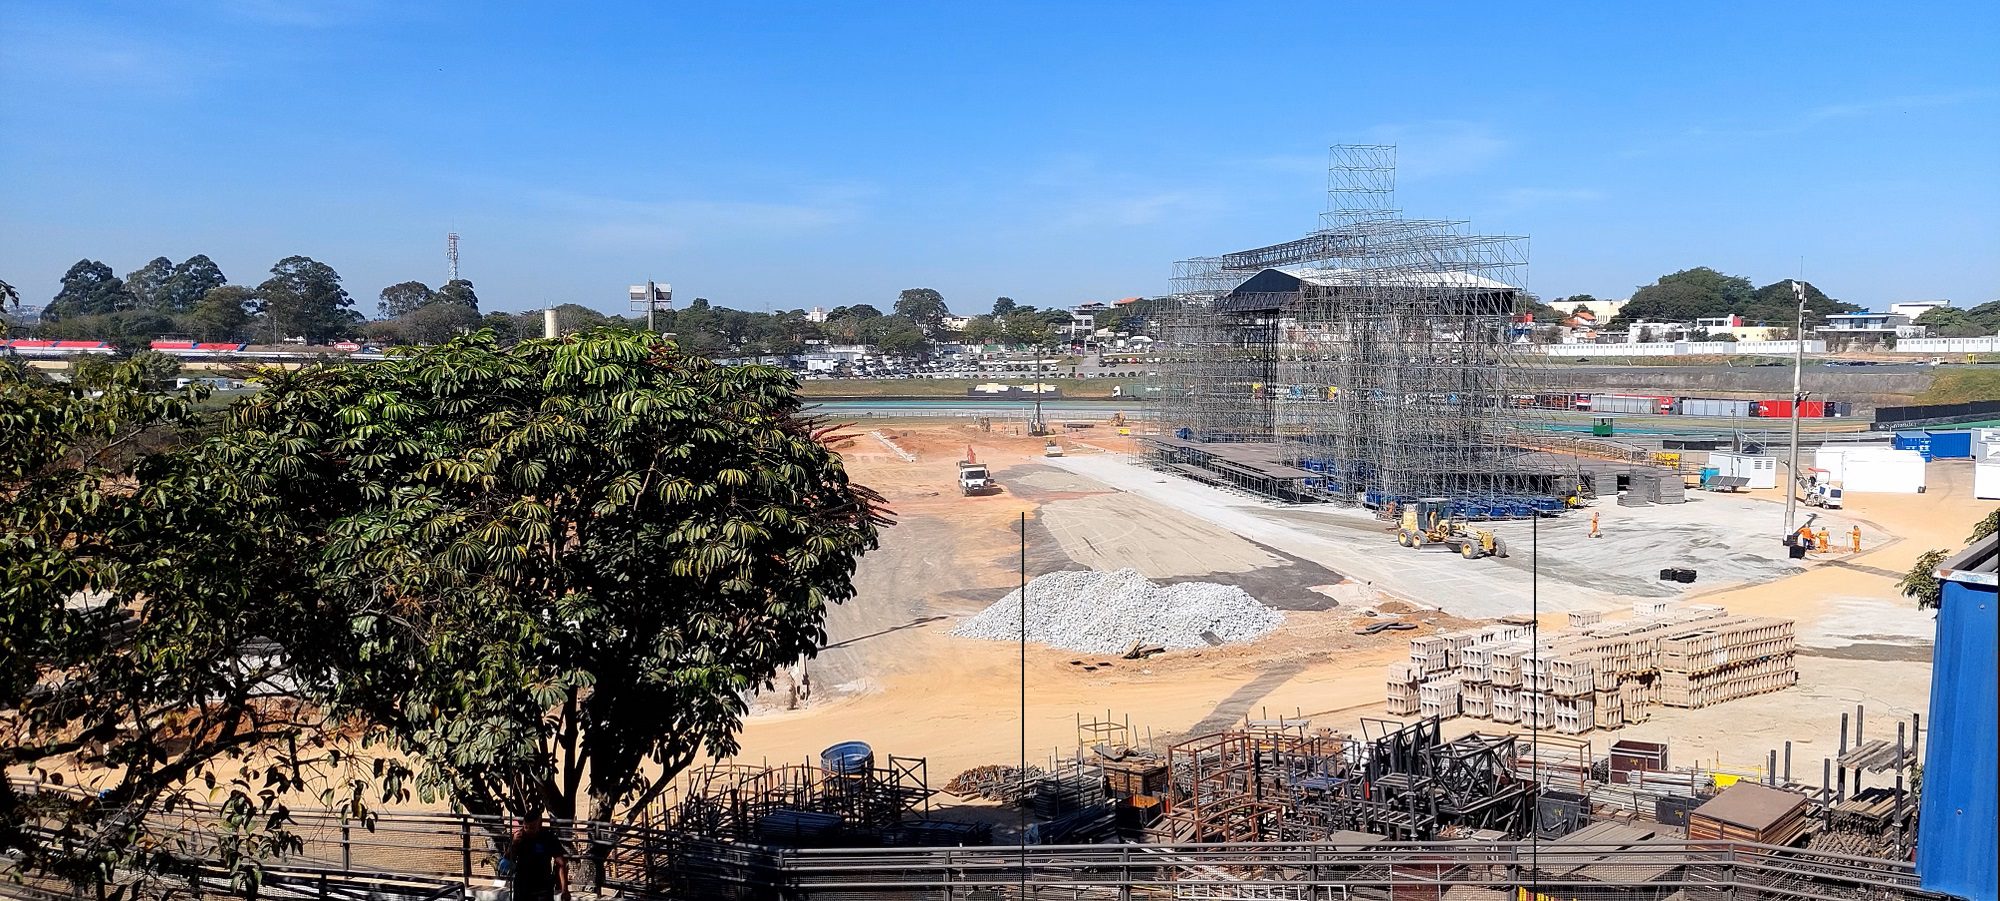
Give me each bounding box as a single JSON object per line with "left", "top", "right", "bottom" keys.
{"left": 1360, "top": 121, "right": 1511, "bottom": 180}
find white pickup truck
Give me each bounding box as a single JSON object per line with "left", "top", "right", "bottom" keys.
{"left": 958, "top": 460, "right": 992, "bottom": 495}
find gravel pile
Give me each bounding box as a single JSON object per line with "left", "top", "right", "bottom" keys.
{"left": 952, "top": 568, "right": 1283, "bottom": 653}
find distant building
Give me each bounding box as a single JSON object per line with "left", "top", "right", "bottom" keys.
{"left": 1816, "top": 312, "right": 1922, "bottom": 341}
{"left": 805, "top": 306, "right": 828, "bottom": 323}
{"left": 1889, "top": 300, "right": 1952, "bottom": 321}
{"left": 1566, "top": 298, "right": 1627, "bottom": 322}
{"left": 940, "top": 314, "right": 972, "bottom": 332}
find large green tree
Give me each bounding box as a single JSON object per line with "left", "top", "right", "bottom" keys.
{"left": 186, "top": 285, "right": 254, "bottom": 343}
{"left": 393, "top": 298, "right": 481, "bottom": 344}
{"left": 203, "top": 329, "right": 887, "bottom": 824}
{"left": 435, "top": 278, "right": 480, "bottom": 312}
{"left": 46, "top": 260, "right": 133, "bottom": 320}
{"left": 377, "top": 280, "right": 436, "bottom": 318}
{"left": 124, "top": 258, "right": 177, "bottom": 311}
{"left": 1, "top": 361, "right": 392, "bottom": 894}
{"left": 893, "top": 288, "right": 948, "bottom": 332}
{"left": 254, "top": 256, "right": 358, "bottom": 344}
{"left": 160, "top": 255, "right": 228, "bottom": 314}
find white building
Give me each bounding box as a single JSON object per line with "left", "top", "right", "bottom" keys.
{"left": 805, "top": 306, "right": 828, "bottom": 323}
{"left": 1888, "top": 300, "right": 1952, "bottom": 321}
{"left": 1816, "top": 312, "right": 1923, "bottom": 340}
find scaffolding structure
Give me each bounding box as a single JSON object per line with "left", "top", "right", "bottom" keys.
{"left": 1146, "top": 145, "right": 1564, "bottom": 508}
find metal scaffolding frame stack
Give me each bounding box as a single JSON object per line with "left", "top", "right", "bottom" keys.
{"left": 1146, "top": 145, "right": 1566, "bottom": 508}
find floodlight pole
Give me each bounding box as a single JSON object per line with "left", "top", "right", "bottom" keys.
{"left": 1783, "top": 279, "right": 1808, "bottom": 539}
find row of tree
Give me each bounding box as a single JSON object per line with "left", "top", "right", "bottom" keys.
{"left": 1593, "top": 268, "right": 1861, "bottom": 328}
{"left": 1912, "top": 301, "right": 2000, "bottom": 338}
{"left": 5, "top": 261, "right": 1096, "bottom": 356}
{"left": 1, "top": 331, "right": 887, "bottom": 892}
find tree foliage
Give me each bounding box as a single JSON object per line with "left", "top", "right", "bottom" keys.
{"left": 893, "top": 288, "right": 948, "bottom": 332}
{"left": 435, "top": 279, "right": 480, "bottom": 312}
{"left": 1898, "top": 512, "right": 2000, "bottom": 610}
{"left": 254, "top": 256, "right": 357, "bottom": 343}
{"left": 161, "top": 255, "right": 228, "bottom": 314}
{"left": 0, "top": 361, "right": 395, "bottom": 893}
{"left": 46, "top": 260, "right": 133, "bottom": 320}
{"left": 124, "top": 258, "right": 177, "bottom": 312}
{"left": 201, "top": 329, "right": 888, "bottom": 822}
{"left": 1914, "top": 301, "right": 2000, "bottom": 338}
{"left": 187, "top": 285, "right": 254, "bottom": 343}
{"left": 1611, "top": 269, "right": 1859, "bottom": 328}
{"left": 377, "top": 281, "right": 436, "bottom": 318}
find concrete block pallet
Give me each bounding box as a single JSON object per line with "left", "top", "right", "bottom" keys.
{"left": 1386, "top": 602, "right": 1796, "bottom": 735}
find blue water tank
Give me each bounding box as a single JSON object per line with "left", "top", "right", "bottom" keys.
{"left": 820, "top": 741, "right": 874, "bottom": 776}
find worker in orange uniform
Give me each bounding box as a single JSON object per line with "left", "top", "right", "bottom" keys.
{"left": 1795, "top": 526, "right": 1815, "bottom": 554}
{"left": 1816, "top": 527, "right": 1830, "bottom": 552}
{"left": 1851, "top": 525, "right": 1861, "bottom": 553}
{"left": 1590, "top": 511, "right": 1601, "bottom": 538}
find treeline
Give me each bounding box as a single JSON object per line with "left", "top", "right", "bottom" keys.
{"left": 1912, "top": 301, "right": 2000, "bottom": 338}
{"left": 1, "top": 260, "right": 1129, "bottom": 356}
{"left": 1589, "top": 267, "right": 1861, "bottom": 327}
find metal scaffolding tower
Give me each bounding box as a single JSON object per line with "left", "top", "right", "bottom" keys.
{"left": 1145, "top": 145, "right": 1560, "bottom": 510}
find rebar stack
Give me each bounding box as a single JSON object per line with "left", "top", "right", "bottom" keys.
{"left": 1144, "top": 145, "right": 1566, "bottom": 508}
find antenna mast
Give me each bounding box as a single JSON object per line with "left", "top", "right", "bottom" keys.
{"left": 446, "top": 232, "right": 461, "bottom": 283}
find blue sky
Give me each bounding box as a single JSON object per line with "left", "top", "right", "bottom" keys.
{"left": 2, "top": 1, "right": 1995, "bottom": 316}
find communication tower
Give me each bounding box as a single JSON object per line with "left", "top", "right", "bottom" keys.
{"left": 447, "top": 232, "right": 461, "bottom": 283}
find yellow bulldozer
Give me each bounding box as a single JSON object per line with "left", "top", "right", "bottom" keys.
{"left": 1395, "top": 498, "right": 1508, "bottom": 560}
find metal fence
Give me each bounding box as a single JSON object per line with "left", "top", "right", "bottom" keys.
{"left": 3, "top": 798, "right": 1956, "bottom": 901}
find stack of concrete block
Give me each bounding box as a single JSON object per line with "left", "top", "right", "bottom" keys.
{"left": 1388, "top": 602, "right": 1794, "bottom": 734}
{"left": 1388, "top": 624, "right": 1532, "bottom": 718}
{"left": 1385, "top": 662, "right": 1422, "bottom": 715}
{"left": 1418, "top": 676, "right": 1463, "bottom": 720}
{"left": 1657, "top": 617, "right": 1798, "bottom": 708}
{"left": 1552, "top": 694, "right": 1594, "bottom": 735}
{"left": 1567, "top": 610, "right": 1603, "bottom": 629}
{"left": 1460, "top": 680, "right": 1492, "bottom": 718}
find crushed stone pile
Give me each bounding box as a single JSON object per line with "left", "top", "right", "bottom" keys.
{"left": 952, "top": 568, "right": 1283, "bottom": 653}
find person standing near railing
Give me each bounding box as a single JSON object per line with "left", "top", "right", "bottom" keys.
{"left": 507, "top": 811, "right": 570, "bottom": 901}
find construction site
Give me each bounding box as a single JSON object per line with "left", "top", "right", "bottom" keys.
{"left": 1140, "top": 145, "right": 1648, "bottom": 513}
{"left": 9, "top": 152, "right": 1992, "bottom": 901}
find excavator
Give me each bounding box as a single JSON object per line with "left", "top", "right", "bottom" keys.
{"left": 1395, "top": 498, "right": 1509, "bottom": 560}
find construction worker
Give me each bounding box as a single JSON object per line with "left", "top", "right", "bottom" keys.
{"left": 1795, "top": 526, "right": 1815, "bottom": 553}
{"left": 1816, "top": 527, "right": 1830, "bottom": 552}
{"left": 1851, "top": 525, "right": 1862, "bottom": 553}
{"left": 1590, "top": 511, "right": 1601, "bottom": 539}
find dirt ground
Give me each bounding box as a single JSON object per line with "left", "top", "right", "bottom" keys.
{"left": 732, "top": 421, "right": 1992, "bottom": 789}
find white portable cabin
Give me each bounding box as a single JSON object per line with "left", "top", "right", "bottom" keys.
{"left": 1706, "top": 451, "right": 1778, "bottom": 489}
{"left": 1977, "top": 431, "right": 2000, "bottom": 500}
{"left": 1813, "top": 446, "right": 1926, "bottom": 494}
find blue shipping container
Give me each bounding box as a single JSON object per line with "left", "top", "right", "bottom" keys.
{"left": 1892, "top": 431, "right": 1933, "bottom": 461}
{"left": 1924, "top": 429, "right": 1973, "bottom": 459}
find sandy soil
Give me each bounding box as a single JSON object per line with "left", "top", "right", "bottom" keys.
{"left": 731, "top": 421, "right": 1993, "bottom": 789}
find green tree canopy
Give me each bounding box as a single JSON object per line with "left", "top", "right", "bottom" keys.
{"left": 46, "top": 260, "right": 133, "bottom": 320}
{"left": 435, "top": 278, "right": 480, "bottom": 312}
{"left": 894, "top": 288, "right": 948, "bottom": 331}
{"left": 1, "top": 361, "right": 393, "bottom": 892}
{"left": 1915, "top": 301, "right": 2000, "bottom": 338}
{"left": 124, "top": 257, "right": 177, "bottom": 311}
{"left": 254, "top": 256, "right": 357, "bottom": 343}
{"left": 160, "top": 255, "right": 228, "bottom": 314}
{"left": 187, "top": 285, "right": 254, "bottom": 342}
{"left": 201, "top": 329, "right": 887, "bottom": 822}
{"left": 377, "top": 280, "right": 436, "bottom": 318}
{"left": 991, "top": 297, "right": 1018, "bottom": 317}
{"left": 392, "top": 297, "right": 481, "bottom": 344}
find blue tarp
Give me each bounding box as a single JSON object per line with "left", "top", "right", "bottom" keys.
{"left": 1916, "top": 571, "right": 1998, "bottom": 899}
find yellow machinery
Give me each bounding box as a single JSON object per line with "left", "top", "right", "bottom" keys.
{"left": 1395, "top": 498, "right": 1509, "bottom": 560}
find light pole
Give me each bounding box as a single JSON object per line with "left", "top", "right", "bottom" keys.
{"left": 1783, "top": 279, "right": 1808, "bottom": 539}
{"left": 629, "top": 281, "right": 672, "bottom": 332}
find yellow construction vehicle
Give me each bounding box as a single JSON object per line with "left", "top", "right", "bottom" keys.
{"left": 1395, "top": 498, "right": 1509, "bottom": 560}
